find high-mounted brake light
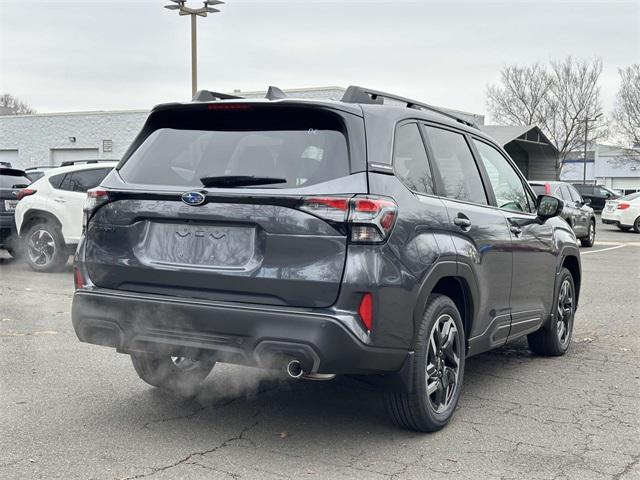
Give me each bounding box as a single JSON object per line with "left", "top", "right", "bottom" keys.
{"left": 358, "top": 293, "right": 373, "bottom": 332}
{"left": 207, "top": 104, "right": 252, "bottom": 111}
{"left": 299, "top": 195, "right": 398, "bottom": 243}
{"left": 617, "top": 202, "right": 630, "bottom": 210}
{"left": 16, "top": 188, "right": 37, "bottom": 200}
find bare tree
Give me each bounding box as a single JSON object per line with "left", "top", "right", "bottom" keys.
{"left": 486, "top": 57, "right": 607, "bottom": 178}
{"left": 0, "top": 93, "right": 36, "bottom": 115}
{"left": 612, "top": 64, "right": 640, "bottom": 148}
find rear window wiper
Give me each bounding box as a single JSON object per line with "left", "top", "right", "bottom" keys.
{"left": 200, "top": 175, "right": 287, "bottom": 188}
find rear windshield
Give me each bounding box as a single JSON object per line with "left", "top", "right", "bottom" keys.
{"left": 620, "top": 192, "right": 640, "bottom": 201}
{"left": 119, "top": 106, "right": 350, "bottom": 189}
{"left": 0, "top": 169, "right": 30, "bottom": 188}
{"left": 530, "top": 184, "right": 546, "bottom": 196}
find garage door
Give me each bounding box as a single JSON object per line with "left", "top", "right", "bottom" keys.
{"left": 612, "top": 177, "right": 640, "bottom": 190}
{"left": 0, "top": 149, "right": 19, "bottom": 167}
{"left": 50, "top": 148, "right": 99, "bottom": 165}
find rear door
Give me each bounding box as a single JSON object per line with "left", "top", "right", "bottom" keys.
{"left": 422, "top": 124, "right": 513, "bottom": 350}
{"left": 53, "top": 168, "right": 112, "bottom": 242}
{"left": 85, "top": 104, "right": 367, "bottom": 308}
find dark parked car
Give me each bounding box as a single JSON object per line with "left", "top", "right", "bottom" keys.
{"left": 530, "top": 181, "right": 596, "bottom": 247}
{"left": 0, "top": 167, "right": 31, "bottom": 256}
{"left": 72, "top": 86, "right": 581, "bottom": 432}
{"left": 572, "top": 184, "right": 619, "bottom": 212}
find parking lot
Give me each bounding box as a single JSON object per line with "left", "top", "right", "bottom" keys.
{"left": 1, "top": 219, "right": 638, "bottom": 480}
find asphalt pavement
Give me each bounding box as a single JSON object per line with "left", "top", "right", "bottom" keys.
{"left": 1, "top": 219, "right": 639, "bottom": 480}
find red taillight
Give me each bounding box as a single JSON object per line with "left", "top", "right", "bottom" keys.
{"left": 74, "top": 267, "right": 85, "bottom": 289}
{"left": 83, "top": 188, "right": 110, "bottom": 231}
{"left": 349, "top": 196, "right": 398, "bottom": 243}
{"left": 617, "top": 202, "right": 630, "bottom": 210}
{"left": 16, "top": 188, "right": 36, "bottom": 200}
{"left": 358, "top": 293, "right": 373, "bottom": 332}
{"left": 299, "top": 195, "right": 398, "bottom": 243}
{"left": 544, "top": 183, "right": 551, "bottom": 194}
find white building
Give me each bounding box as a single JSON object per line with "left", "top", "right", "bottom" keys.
{"left": 561, "top": 144, "right": 640, "bottom": 195}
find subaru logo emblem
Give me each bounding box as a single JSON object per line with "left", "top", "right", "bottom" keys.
{"left": 181, "top": 191, "right": 206, "bottom": 206}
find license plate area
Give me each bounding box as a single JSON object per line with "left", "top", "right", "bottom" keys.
{"left": 136, "top": 221, "right": 258, "bottom": 271}
{"left": 4, "top": 200, "right": 18, "bottom": 211}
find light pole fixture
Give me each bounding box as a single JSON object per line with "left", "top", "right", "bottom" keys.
{"left": 164, "top": 0, "right": 225, "bottom": 97}
{"left": 582, "top": 113, "right": 602, "bottom": 185}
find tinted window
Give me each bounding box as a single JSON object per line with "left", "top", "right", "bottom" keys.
{"left": 473, "top": 140, "right": 531, "bottom": 212}
{"left": 567, "top": 185, "right": 582, "bottom": 203}
{"left": 119, "top": 108, "right": 350, "bottom": 189}
{"left": 560, "top": 185, "right": 572, "bottom": 202}
{"left": 0, "top": 169, "right": 30, "bottom": 188}
{"left": 597, "top": 187, "right": 614, "bottom": 197}
{"left": 393, "top": 123, "right": 434, "bottom": 195}
{"left": 49, "top": 173, "right": 66, "bottom": 189}
{"left": 424, "top": 126, "right": 487, "bottom": 205}
{"left": 59, "top": 168, "right": 111, "bottom": 192}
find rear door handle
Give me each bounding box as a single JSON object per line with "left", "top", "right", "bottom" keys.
{"left": 453, "top": 216, "right": 472, "bottom": 229}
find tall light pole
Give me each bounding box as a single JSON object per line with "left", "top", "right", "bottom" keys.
{"left": 582, "top": 113, "right": 602, "bottom": 185}
{"left": 164, "top": 0, "right": 225, "bottom": 97}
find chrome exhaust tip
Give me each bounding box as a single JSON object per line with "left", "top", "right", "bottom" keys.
{"left": 285, "top": 359, "right": 303, "bottom": 379}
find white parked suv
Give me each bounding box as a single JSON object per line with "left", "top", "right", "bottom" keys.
{"left": 15, "top": 162, "right": 117, "bottom": 271}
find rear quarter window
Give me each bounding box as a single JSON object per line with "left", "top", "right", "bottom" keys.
{"left": 0, "top": 169, "right": 30, "bottom": 188}
{"left": 119, "top": 106, "right": 351, "bottom": 189}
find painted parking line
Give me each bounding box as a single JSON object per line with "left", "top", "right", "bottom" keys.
{"left": 581, "top": 244, "right": 627, "bottom": 255}
{"left": 594, "top": 240, "right": 640, "bottom": 246}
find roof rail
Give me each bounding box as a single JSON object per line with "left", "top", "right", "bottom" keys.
{"left": 265, "top": 86, "right": 287, "bottom": 100}
{"left": 341, "top": 85, "right": 477, "bottom": 128}
{"left": 59, "top": 159, "right": 116, "bottom": 167}
{"left": 192, "top": 90, "right": 244, "bottom": 102}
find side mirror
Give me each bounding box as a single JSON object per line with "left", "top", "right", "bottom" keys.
{"left": 536, "top": 195, "right": 563, "bottom": 221}
{"left": 584, "top": 198, "right": 591, "bottom": 206}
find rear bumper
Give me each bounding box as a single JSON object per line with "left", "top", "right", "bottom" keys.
{"left": 71, "top": 288, "right": 408, "bottom": 375}
{"left": 0, "top": 213, "right": 17, "bottom": 247}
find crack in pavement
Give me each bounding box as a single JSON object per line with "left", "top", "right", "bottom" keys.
{"left": 118, "top": 410, "right": 261, "bottom": 480}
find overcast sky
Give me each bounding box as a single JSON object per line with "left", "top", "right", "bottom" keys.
{"left": 0, "top": 0, "right": 638, "bottom": 119}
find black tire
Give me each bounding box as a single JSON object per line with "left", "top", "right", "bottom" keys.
{"left": 528, "top": 267, "right": 575, "bottom": 356}
{"left": 633, "top": 216, "right": 640, "bottom": 234}
{"left": 617, "top": 225, "right": 632, "bottom": 232}
{"left": 131, "top": 353, "right": 215, "bottom": 397}
{"left": 23, "top": 222, "right": 68, "bottom": 272}
{"left": 384, "top": 294, "right": 465, "bottom": 432}
{"left": 580, "top": 219, "right": 596, "bottom": 247}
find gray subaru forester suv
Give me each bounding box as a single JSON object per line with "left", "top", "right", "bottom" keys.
{"left": 72, "top": 86, "right": 581, "bottom": 432}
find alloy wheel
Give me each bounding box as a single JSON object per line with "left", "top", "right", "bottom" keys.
{"left": 589, "top": 223, "right": 595, "bottom": 243}
{"left": 426, "top": 314, "right": 462, "bottom": 413}
{"left": 27, "top": 229, "right": 55, "bottom": 266}
{"left": 556, "top": 279, "right": 574, "bottom": 347}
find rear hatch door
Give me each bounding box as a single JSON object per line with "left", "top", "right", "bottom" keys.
{"left": 84, "top": 102, "right": 367, "bottom": 308}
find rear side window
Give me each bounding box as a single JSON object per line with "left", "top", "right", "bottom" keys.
{"left": 119, "top": 107, "right": 350, "bottom": 189}
{"left": 393, "top": 123, "right": 434, "bottom": 195}
{"left": 58, "top": 168, "right": 111, "bottom": 192}
{"left": 568, "top": 185, "right": 582, "bottom": 203}
{"left": 49, "top": 173, "right": 66, "bottom": 189}
{"left": 423, "top": 126, "right": 487, "bottom": 205}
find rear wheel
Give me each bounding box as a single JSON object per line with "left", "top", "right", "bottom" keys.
{"left": 528, "top": 267, "right": 575, "bottom": 356}
{"left": 385, "top": 294, "right": 465, "bottom": 432}
{"left": 580, "top": 220, "right": 596, "bottom": 247}
{"left": 131, "top": 353, "right": 215, "bottom": 397}
{"left": 23, "top": 222, "right": 67, "bottom": 272}
{"left": 633, "top": 216, "right": 640, "bottom": 233}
